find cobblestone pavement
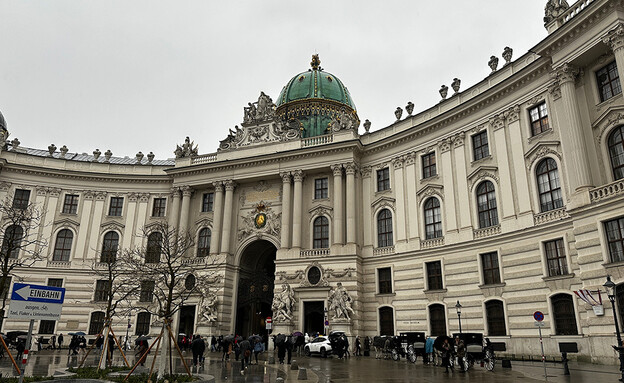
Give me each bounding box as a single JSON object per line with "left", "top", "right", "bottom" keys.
{"left": 1, "top": 348, "right": 623, "bottom": 382}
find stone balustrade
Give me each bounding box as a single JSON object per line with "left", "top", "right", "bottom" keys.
{"left": 590, "top": 179, "right": 624, "bottom": 203}
{"left": 562, "top": 0, "right": 594, "bottom": 23}
{"left": 473, "top": 225, "right": 501, "bottom": 239}
{"left": 300, "top": 248, "right": 330, "bottom": 258}
{"left": 420, "top": 237, "right": 445, "bottom": 249}
{"left": 373, "top": 246, "right": 395, "bottom": 256}
{"left": 47, "top": 260, "right": 72, "bottom": 268}
{"left": 301, "top": 134, "right": 333, "bottom": 148}
{"left": 191, "top": 152, "right": 218, "bottom": 165}
{"left": 534, "top": 207, "right": 569, "bottom": 225}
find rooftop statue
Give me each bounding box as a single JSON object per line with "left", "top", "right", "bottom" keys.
{"left": 544, "top": 0, "right": 570, "bottom": 25}
{"left": 174, "top": 136, "right": 199, "bottom": 158}
{"left": 243, "top": 92, "right": 276, "bottom": 124}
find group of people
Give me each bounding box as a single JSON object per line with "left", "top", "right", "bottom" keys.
{"left": 439, "top": 336, "right": 466, "bottom": 373}
{"left": 215, "top": 334, "right": 266, "bottom": 375}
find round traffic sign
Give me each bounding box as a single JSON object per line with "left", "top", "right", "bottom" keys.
{"left": 324, "top": 320, "right": 329, "bottom": 326}
{"left": 533, "top": 311, "right": 544, "bottom": 322}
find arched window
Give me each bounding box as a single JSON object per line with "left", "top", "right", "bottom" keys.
{"left": 136, "top": 312, "right": 151, "bottom": 336}
{"left": 536, "top": 158, "right": 563, "bottom": 212}
{"left": 379, "top": 306, "right": 394, "bottom": 336}
{"left": 485, "top": 300, "right": 506, "bottom": 336}
{"left": 1, "top": 225, "right": 23, "bottom": 259}
{"left": 377, "top": 209, "right": 393, "bottom": 248}
{"left": 197, "top": 228, "right": 211, "bottom": 257}
{"left": 477, "top": 181, "right": 498, "bottom": 228}
{"left": 88, "top": 311, "right": 105, "bottom": 335}
{"left": 100, "top": 231, "right": 119, "bottom": 263}
{"left": 551, "top": 294, "right": 578, "bottom": 335}
{"left": 429, "top": 304, "right": 447, "bottom": 337}
{"left": 313, "top": 216, "right": 329, "bottom": 249}
{"left": 53, "top": 229, "right": 73, "bottom": 261}
{"left": 424, "top": 197, "right": 442, "bottom": 239}
{"left": 609, "top": 126, "right": 624, "bottom": 180}
{"left": 145, "top": 232, "right": 162, "bottom": 263}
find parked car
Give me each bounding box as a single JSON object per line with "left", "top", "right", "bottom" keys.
{"left": 304, "top": 336, "right": 332, "bottom": 358}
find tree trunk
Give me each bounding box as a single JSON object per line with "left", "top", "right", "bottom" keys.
{"left": 157, "top": 322, "right": 170, "bottom": 380}
{"left": 98, "top": 325, "right": 111, "bottom": 370}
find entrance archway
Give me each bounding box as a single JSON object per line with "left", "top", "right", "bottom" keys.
{"left": 235, "top": 240, "right": 276, "bottom": 336}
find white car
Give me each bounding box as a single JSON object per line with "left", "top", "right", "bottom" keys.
{"left": 304, "top": 336, "right": 332, "bottom": 357}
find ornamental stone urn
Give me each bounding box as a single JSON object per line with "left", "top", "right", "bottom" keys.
{"left": 439, "top": 85, "right": 449, "bottom": 100}
{"left": 136, "top": 151, "right": 144, "bottom": 163}
{"left": 60, "top": 145, "right": 69, "bottom": 158}
{"left": 451, "top": 78, "right": 461, "bottom": 94}
{"left": 488, "top": 56, "right": 499, "bottom": 73}
{"left": 502, "top": 46, "right": 513, "bottom": 65}
{"left": 93, "top": 148, "right": 101, "bottom": 161}
{"left": 406, "top": 101, "right": 414, "bottom": 115}
{"left": 48, "top": 144, "right": 57, "bottom": 156}
{"left": 363, "top": 119, "right": 371, "bottom": 134}
{"left": 147, "top": 151, "right": 155, "bottom": 163}
{"left": 104, "top": 149, "right": 112, "bottom": 163}
{"left": 394, "top": 107, "right": 403, "bottom": 121}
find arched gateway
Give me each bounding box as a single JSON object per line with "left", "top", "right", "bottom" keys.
{"left": 235, "top": 240, "right": 277, "bottom": 336}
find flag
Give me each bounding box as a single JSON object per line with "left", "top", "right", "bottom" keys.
{"left": 574, "top": 289, "right": 602, "bottom": 306}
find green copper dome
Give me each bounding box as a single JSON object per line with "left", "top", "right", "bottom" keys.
{"left": 276, "top": 55, "right": 359, "bottom": 138}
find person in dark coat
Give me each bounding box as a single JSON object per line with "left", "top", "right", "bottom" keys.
{"left": 16, "top": 340, "right": 25, "bottom": 361}
{"left": 51, "top": 334, "right": 57, "bottom": 350}
{"left": 58, "top": 333, "right": 64, "bottom": 349}
{"left": 238, "top": 339, "right": 251, "bottom": 375}
{"left": 191, "top": 335, "right": 206, "bottom": 367}
{"left": 276, "top": 334, "right": 286, "bottom": 364}
{"left": 455, "top": 336, "right": 466, "bottom": 372}
{"left": 286, "top": 335, "right": 293, "bottom": 364}
{"left": 107, "top": 334, "right": 115, "bottom": 365}
{"left": 442, "top": 338, "right": 452, "bottom": 373}
{"left": 211, "top": 336, "right": 217, "bottom": 352}
{"left": 354, "top": 336, "right": 361, "bottom": 356}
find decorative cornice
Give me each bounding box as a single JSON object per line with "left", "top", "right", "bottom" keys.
{"left": 308, "top": 204, "right": 333, "bottom": 219}
{"left": 467, "top": 166, "right": 499, "bottom": 190}
{"left": 525, "top": 141, "right": 563, "bottom": 169}
{"left": 416, "top": 183, "right": 444, "bottom": 201}
{"left": 603, "top": 23, "right": 624, "bottom": 53}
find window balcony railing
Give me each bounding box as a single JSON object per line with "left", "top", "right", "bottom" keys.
{"left": 534, "top": 207, "right": 569, "bottom": 225}
{"left": 300, "top": 248, "right": 330, "bottom": 258}
{"left": 191, "top": 152, "right": 218, "bottom": 165}
{"left": 373, "top": 246, "right": 395, "bottom": 256}
{"left": 301, "top": 134, "right": 333, "bottom": 148}
{"left": 421, "top": 237, "right": 444, "bottom": 249}
{"left": 473, "top": 225, "right": 501, "bottom": 239}
{"left": 47, "top": 260, "right": 71, "bottom": 268}
{"left": 561, "top": 0, "right": 594, "bottom": 24}
{"left": 589, "top": 179, "right": 624, "bottom": 203}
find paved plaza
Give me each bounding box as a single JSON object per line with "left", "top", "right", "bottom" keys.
{"left": 1, "top": 348, "right": 623, "bottom": 382}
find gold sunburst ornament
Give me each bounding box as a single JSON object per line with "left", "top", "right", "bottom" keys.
{"left": 255, "top": 212, "right": 267, "bottom": 229}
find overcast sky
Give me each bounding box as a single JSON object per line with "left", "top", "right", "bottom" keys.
{"left": 0, "top": 1, "right": 549, "bottom": 160}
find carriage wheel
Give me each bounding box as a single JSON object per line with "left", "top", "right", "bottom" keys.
{"left": 320, "top": 348, "right": 327, "bottom": 358}
{"left": 485, "top": 350, "right": 495, "bottom": 371}
{"left": 392, "top": 349, "right": 400, "bottom": 361}
{"left": 462, "top": 356, "right": 471, "bottom": 371}
{"left": 408, "top": 352, "right": 417, "bottom": 364}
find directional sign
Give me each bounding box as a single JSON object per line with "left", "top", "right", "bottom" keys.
{"left": 533, "top": 311, "right": 545, "bottom": 322}
{"left": 8, "top": 283, "right": 65, "bottom": 321}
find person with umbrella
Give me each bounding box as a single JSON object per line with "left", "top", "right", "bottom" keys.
{"left": 249, "top": 335, "right": 263, "bottom": 364}
{"left": 191, "top": 335, "right": 206, "bottom": 368}
{"left": 135, "top": 336, "right": 149, "bottom": 366}
{"left": 275, "top": 333, "right": 286, "bottom": 364}
{"left": 238, "top": 337, "right": 251, "bottom": 375}
{"left": 222, "top": 334, "right": 233, "bottom": 361}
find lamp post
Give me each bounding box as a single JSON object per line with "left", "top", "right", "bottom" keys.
{"left": 603, "top": 276, "right": 624, "bottom": 382}
{"left": 124, "top": 315, "right": 131, "bottom": 351}
{"left": 455, "top": 300, "right": 463, "bottom": 334}
{"left": 324, "top": 307, "right": 328, "bottom": 336}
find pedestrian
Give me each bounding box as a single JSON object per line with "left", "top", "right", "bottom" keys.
{"left": 441, "top": 338, "right": 452, "bottom": 373}
{"left": 354, "top": 336, "right": 361, "bottom": 356}
{"left": 221, "top": 338, "right": 230, "bottom": 361}
{"left": 343, "top": 335, "right": 350, "bottom": 358}
{"left": 16, "top": 340, "right": 25, "bottom": 361}
{"left": 136, "top": 339, "right": 149, "bottom": 366}
{"left": 58, "top": 333, "right": 64, "bottom": 349}
{"left": 455, "top": 336, "right": 466, "bottom": 372}
{"left": 234, "top": 336, "right": 241, "bottom": 361}
{"left": 107, "top": 334, "right": 115, "bottom": 364}
{"left": 286, "top": 335, "right": 293, "bottom": 364}
{"left": 36, "top": 336, "right": 43, "bottom": 352}
{"left": 364, "top": 336, "right": 371, "bottom": 357}
{"left": 276, "top": 333, "right": 286, "bottom": 364}
{"left": 96, "top": 336, "right": 104, "bottom": 350}
{"left": 211, "top": 336, "right": 217, "bottom": 352}
{"left": 217, "top": 335, "right": 223, "bottom": 352}
{"left": 253, "top": 338, "right": 264, "bottom": 364}
{"left": 51, "top": 334, "right": 57, "bottom": 350}
{"left": 191, "top": 335, "right": 206, "bottom": 367}
{"left": 239, "top": 338, "right": 251, "bottom": 375}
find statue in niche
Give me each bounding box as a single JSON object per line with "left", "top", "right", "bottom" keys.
{"left": 272, "top": 283, "right": 295, "bottom": 322}
{"left": 328, "top": 282, "right": 355, "bottom": 320}
{"left": 199, "top": 293, "right": 218, "bottom": 323}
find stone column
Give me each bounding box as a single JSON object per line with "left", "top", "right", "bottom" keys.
{"left": 168, "top": 187, "right": 181, "bottom": 229}
{"left": 404, "top": 153, "right": 420, "bottom": 241}
{"left": 392, "top": 156, "right": 407, "bottom": 243}
{"left": 439, "top": 142, "right": 458, "bottom": 233}
{"left": 361, "top": 167, "right": 373, "bottom": 247}
{"left": 452, "top": 134, "right": 472, "bottom": 230}
{"left": 178, "top": 186, "right": 193, "bottom": 234}
{"left": 291, "top": 170, "right": 304, "bottom": 249}
{"left": 280, "top": 172, "right": 292, "bottom": 249}
{"left": 490, "top": 115, "right": 516, "bottom": 219}
{"left": 555, "top": 64, "right": 593, "bottom": 191}
{"left": 345, "top": 162, "right": 357, "bottom": 244}
{"left": 604, "top": 24, "right": 624, "bottom": 86}
{"left": 209, "top": 182, "right": 224, "bottom": 255}
{"left": 220, "top": 180, "right": 236, "bottom": 255}
{"left": 331, "top": 164, "right": 344, "bottom": 245}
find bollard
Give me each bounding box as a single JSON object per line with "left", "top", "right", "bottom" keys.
{"left": 298, "top": 367, "right": 308, "bottom": 380}
{"left": 276, "top": 378, "right": 285, "bottom": 383}
{"left": 502, "top": 359, "right": 512, "bottom": 368}
{"left": 291, "top": 360, "right": 299, "bottom": 370}
{"left": 562, "top": 352, "right": 570, "bottom": 375}
{"left": 268, "top": 355, "right": 275, "bottom": 364}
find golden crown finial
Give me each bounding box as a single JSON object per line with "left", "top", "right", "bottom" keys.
{"left": 311, "top": 54, "right": 321, "bottom": 70}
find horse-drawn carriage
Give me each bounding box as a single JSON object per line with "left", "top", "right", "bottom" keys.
{"left": 399, "top": 332, "right": 426, "bottom": 363}
{"left": 453, "top": 333, "right": 495, "bottom": 371}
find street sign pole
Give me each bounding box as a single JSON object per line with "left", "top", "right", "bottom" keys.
{"left": 538, "top": 324, "right": 547, "bottom": 380}
{"left": 18, "top": 319, "right": 34, "bottom": 383}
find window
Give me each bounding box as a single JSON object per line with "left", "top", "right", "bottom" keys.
{"left": 88, "top": 311, "right": 105, "bottom": 335}
{"left": 477, "top": 181, "right": 498, "bottom": 228}
{"left": 422, "top": 153, "right": 437, "bottom": 179}
{"left": 377, "top": 168, "right": 390, "bottom": 191}
{"left": 544, "top": 238, "right": 569, "bottom": 276}
{"left": 424, "top": 197, "right": 442, "bottom": 239}
{"left": 379, "top": 307, "right": 394, "bottom": 336}
{"left": 39, "top": 320, "right": 55, "bottom": 334}
{"left": 152, "top": 198, "right": 166, "bottom": 217}
{"left": 608, "top": 126, "right": 624, "bottom": 181}
{"left": 605, "top": 217, "right": 624, "bottom": 263}
{"left": 202, "top": 193, "right": 214, "bottom": 212}
{"left": 597, "top": 61, "right": 622, "bottom": 102}
{"left": 62, "top": 194, "right": 79, "bottom": 214}
{"left": 536, "top": 158, "right": 563, "bottom": 212}
{"left": 377, "top": 209, "right": 393, "bottom": 248}
{"left": 139, "top": 280, "right": 155, "bottom": 302}
{"left": 52, "top": 229, "right": 73, "bottom": 261}
{"left": 146, "top": 232, "right": 162, "bottom": 263}
{"left": 485, "top": 300, "right": 506, "bottom": 336}
{"left": 100, "top": 231, "right": 119, "bottom": 263}
{"left": 1, "top": 225, "right": 23, "bottom": 259}
{"left": 136, "top": 312, "right": 151, "bottom": 336}
{"left": 529, "top": 103, "right": 549, "bottom": 136}
{"left": 197, "top": 228, "right": 211, "bottom": 257}
{"left": 47, "top": 278, "right": 63, "bottom": 288}
{"left": 378, "top": 267, "right": 392, "bottom": 294}
{"left": 314, "top": 178, "right": 328, "bottom": 199}
{"left": 426, "top": 261, "right": 443, "bottom": 290}
{"left": 472, "top": 131, "right": 490, "bottom": 160}
{"left": 429, "top": 304, "right": 447, "bottom": 337}
{"left": 551, "top": 294, "right": 578, "bottom": 335}
{"left": 313, "top": 216, "right": 329, "bottom": 249}
{"left": 94, "top": 280, "right": 109, "bottom": 302}
{"left": 12, "top": 189, "right": 30, "bottom": 210}
{"left": 481, "top": 252, "right": 501, "bottom": 285}
{"left": 108, "top": 197, "right": 124, "bottom": 216}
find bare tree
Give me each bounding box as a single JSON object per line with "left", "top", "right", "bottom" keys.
{"left": 0, "top": 193, "right": 47, "bottom": 331}
{"left": 120, "top": 221, "right": 222, "bottom": 378}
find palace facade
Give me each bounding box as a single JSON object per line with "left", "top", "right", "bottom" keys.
{"left": 2, "top": 0, "right": 624, "bottom": 364}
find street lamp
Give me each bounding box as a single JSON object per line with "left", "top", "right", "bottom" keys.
{"left": 603, "top": 276, "right": 624, "bottom": 382}
{"left": 125, "top": 314, "right": 132, "bottom": 351}
{"left": 324, "top": 307, "right": 328, "bottom": 336}
{"left": 455, "top": 300, "right": 463, "bottom": 334}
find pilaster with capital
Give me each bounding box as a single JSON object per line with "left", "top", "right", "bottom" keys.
{"left": 345, "top": 162, "right": 357, "bottom": 244}
{"left": 392, "top": 156, "right": 407, "bottom": 243}
{"left": 179, "top": 186, "right": 194, "bottom": 234}
{"left": 490, "top": 113, "right": 516, "bottom": 219}
{"left": 291, "top": 170, "right": 304, "bottom": 248}
{"left": 220, "top": 180, "right": 236, "bottom": 254}
{"left": 506, "top": 105, "right": 532, "bottom": 216}
{"left": 210, "top": 182, "right": 225, "bottom": 255}
{"left": 280, "top": 172, "right": 292, "bottom": 249}
{"left": 440, "top": 144, "right": 458, "bottom": 233}
{"left": 330, "top": 164, "right": 344, "bottom": 246}
{"left": 168, "top": 187, "right": 181, "bottom": 229}
{"left": 360, "top": 166, "right": 373, "bottom": 247}
{"left": 451, "top": 136, "right": 471, "bottom": 230}
{"left": 603, "top": 24, "right": 624, "bottom": 90}
{"left": 404, "top": 152, "right": 420, "bottom": 241}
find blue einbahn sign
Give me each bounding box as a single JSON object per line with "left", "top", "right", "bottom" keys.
{"left": 11, "top": 283, "right": 65, "bottom": 304}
